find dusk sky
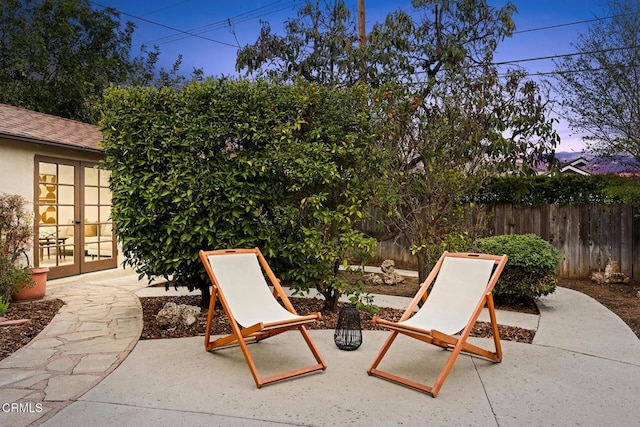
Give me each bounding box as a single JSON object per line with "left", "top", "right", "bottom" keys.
{"left": 90, "top": 0, "right": 613, "bottom": 152}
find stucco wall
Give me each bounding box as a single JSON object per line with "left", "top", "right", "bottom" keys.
{"left": 0, "top": 138, "right": 36, "bottom": 199}
{"left": 0, "top": 137, "right": 125, "bottom": 269}
{"left": 0, "top": 137, "right": 103, "bottom": 198}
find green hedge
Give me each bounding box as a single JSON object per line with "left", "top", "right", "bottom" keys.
{"left": 99, "top": 79, "right": 380, "bottom": 310}
{"left": 469, "top": 174, "right": 640, "bottom": 206}
{"left": 471, "top": 234, "right": 562, "bottom": 305}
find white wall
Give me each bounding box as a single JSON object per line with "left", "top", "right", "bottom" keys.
{"left": 0, "top": 137, "right": 125, "bottom": 268}
{"left": 0, "top": 138, "right": 36, "bottom": 199}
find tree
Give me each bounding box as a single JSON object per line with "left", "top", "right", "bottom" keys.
{"left": 99, "top": 79, "right": 378, "bottom": 311}
{"left": 555, "top": 0, "right": 640, "bottom": 171}
{"left": 237, "top": 0, "right": 560, "bottom": 282}
{"left": 366, "top": 1, "right": 560, "bottom": 281}
{"left": 236, "top": 0, "right": 364, "bottom": 86}
{"left": 0, "top": 0, "right": 198, "bottom": 122}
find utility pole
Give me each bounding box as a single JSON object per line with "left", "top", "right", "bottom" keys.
{"left": 358, "top": 0, "right": 366, "bottom": 80}
{"left": 358, "top": 0, "right": 366, "bottom": 46}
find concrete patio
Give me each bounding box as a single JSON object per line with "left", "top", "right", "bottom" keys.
{"left": 1, "top": 268, "right": 639, "bottom": 426}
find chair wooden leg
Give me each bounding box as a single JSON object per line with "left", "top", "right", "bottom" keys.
{"left": 203, "top": 288, "right": 218, "bottom": 350}
{"left": 486, "top": 295, "right": 503, "bottom": 362}
{"left": 368, "top": 323, "right": 502, "bottom": 397}
{"left": 299, "top": 325, "right": 327, "bottom": 370}
{"left": 210, "top": 324, "right": 326, "bottom": 388}
{"left": 235, "top": 329, "right": 265, "bottom": 388}
{"left": 367, "top": 331, "right": 399, "bottom": 373}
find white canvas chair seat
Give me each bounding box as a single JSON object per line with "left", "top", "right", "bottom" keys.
{"left": 368, "top": 252, "right": 508, "bottom": 398}
{"left": 199, "top": 248, "right": 327, "bottom": 388}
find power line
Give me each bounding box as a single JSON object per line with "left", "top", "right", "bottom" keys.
{"left": 493, "top": 44, "right": 636, "bottom": 67}
{"left": 513, "top": 15, "right": 607, "bottom": 35}
{"left": 489, "top": 10, "right": 640, "bottom": 78}
{"left": 88, "top": 0, "right": 240, "bottom": 48}
{"left": 89, "top": 0, "right": 640, "bottom": 81}
{"left": 147, "top": 0, "right": 302, "bottom": 47}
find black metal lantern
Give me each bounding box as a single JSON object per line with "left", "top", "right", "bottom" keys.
{"left": 334, "top": 305, "right": 362, "bottom": 350}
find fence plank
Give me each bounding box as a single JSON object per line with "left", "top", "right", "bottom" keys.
{"left": 633, "top": 206, "right": 640, "bottom": 279}
{"left": 619, "top": 204, "right": 633, "bottom": 277}
{"left": 578, "top": 205, "right": 591, "bottom": 277}
{"left": 364, "top": 203, "right": 638, "bottom": 280}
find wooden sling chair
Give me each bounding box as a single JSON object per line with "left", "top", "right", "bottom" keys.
{"left": 199, "top": 248, "right": 327, "bottom": 388}
{"left": 367, "top": 251, "right": 508, "bottom": 398}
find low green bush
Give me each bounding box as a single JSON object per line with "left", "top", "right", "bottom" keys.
{"left": 471, "top": 234, "right": 562, "bottom": 305}
{"left": 0, "top": 295, "right": 8, "bottom": 315}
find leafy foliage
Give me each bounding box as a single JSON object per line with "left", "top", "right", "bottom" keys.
{"left": 471, "top": 234, "right": 562, "bottom": 305}
{"left": 0, "top": 295, "right": 8, "bottom": 315}
{"left": 99, "top": 79, "right": 378, "bottom": 311}
{"left": 470, "top": 175, "right": 640, "bottom": 206}
{"left": 236, "top": 0, "right": 364, "bottom": 86}
{"left": 0, "top": 193, "right": 34, "bottom": 302}
{"left": 237, "top": 0, "right": 560, "bottom": 284}
{"left": 361, "top": 1, "right": 560, "bottom": 281}
{"left": 0, "top": 0, "right": 198, "bottom": 122}
{"left": 555, "top": 0, "right": 640, "bottom": 171}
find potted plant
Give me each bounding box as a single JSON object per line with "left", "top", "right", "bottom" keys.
{"left": 0, "top": 193, "right": 48, "bottom": 302}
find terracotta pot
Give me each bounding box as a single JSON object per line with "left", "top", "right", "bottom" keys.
{"left": 12, "top": 267, "right": 49, "bottom": 301}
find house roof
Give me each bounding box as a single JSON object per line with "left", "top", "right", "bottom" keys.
{"left": 560, "top": 157, "right": 591, "bottom": 175}
{"left": 0, "top": 103, "right": 102, "bottom": 152}
{"left": 556, "top": 152, "right": 639, "bottom": 175}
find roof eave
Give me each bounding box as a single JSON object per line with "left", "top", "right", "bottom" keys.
{"left": 0, "top": 132, "right": 103, "bottom": 154}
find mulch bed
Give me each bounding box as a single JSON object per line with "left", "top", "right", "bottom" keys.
{"left": 139, "top": 295, "right": 536, "bottom": 343}
{"left": 0, "top": 298, "right": 65, "bottom": 361}
{"left": 7, "top": 275, "right": 639, "bottom": 363}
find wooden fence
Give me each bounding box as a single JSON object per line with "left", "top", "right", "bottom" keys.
{"left": 368, "top": 204, "right": 640, "bottom": 281}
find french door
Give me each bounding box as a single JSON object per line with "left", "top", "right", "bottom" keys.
{"left": 35, "top": 157, "right": 116, "bottom": 279}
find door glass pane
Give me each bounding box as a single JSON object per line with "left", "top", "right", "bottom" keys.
{"left": 58, "top": 206, "right": 74, "bottom": 226}
{"left": 37, "top": 162, "right": 76, "bottom": 268}
{"left": 85, "top": 167, "right": 98, "bottom": 186}
{"left": 99, "top": 187, "right": 110, "bottom": 203}
{"left": 99, "top": 170, "right": 110, "bottom": 187}
{"left": 39, "top": 205, "right": 56, "bottom": 225}
{"left": 58, "top": 225, "right": 75, "bottom": 266}
{"left": 40, "top": 162, "right": 56, "bottom": 176}
{"left": 84, "top": 165, "right": 114, "bottom": 263}
{"left": 100, "top": 206, "right": 111, "bottom": 222}
{"left": 85, "top": 186, "right": 99, "bottom": 205}
{"left": 85, "top": 206, "right": 99, "bottom": 224}
{"left": 59, "top": 185, "right": 74, "bottom": 205}
{"left": 58, "top": 165, "right": 74, "bottom": 185}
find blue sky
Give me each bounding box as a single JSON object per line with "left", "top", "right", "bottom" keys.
{"left": 91, "top": 0, "right": 611, "bottom": 152}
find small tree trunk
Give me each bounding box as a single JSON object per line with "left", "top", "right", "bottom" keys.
{"left": 199, "top": 283, "right": 211, "bottom": 308}
{"left": 417, "top": 254, "right": 430, "bottom": 285}
{"left": 320, "top": 288, "right": 340, "bottom": 312}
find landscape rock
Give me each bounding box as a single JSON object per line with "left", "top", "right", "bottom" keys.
{"left": 380, "top": 259, "right": 395, "bottom": 273}
{"left": 590, "top": 261, "right": 631, "bottom": 285}
{"left": 155, "top": 302, "right": 201, "bottom": 327}
{"left": 368, "top": 273, "right": 384, "bottom": 286}
{"left": 378, "top": 259, "right": 405, "bottom": 286}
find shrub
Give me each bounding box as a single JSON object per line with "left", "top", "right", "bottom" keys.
{"left": 0, "top": 193, "right": 34, "bottom": 303}
{"left": 471, "top": 234, "right": 562, "bottom": 305}
{"left": 99, "top": 79, "right": 379, "bottom": 311}
{"left": 0, "top": 295, "right": 8, "bottom": 315}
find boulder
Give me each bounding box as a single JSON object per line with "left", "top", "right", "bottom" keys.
{"left": 380, "top": 259, "right": 395, "bottom": 273}
{"left": 155, "top": 302, "right": 201, "bottom": 327}
{"left": 378, "top": 259, "right": 404, "bottom": 286}
{"left": 591, "top": 261, "right": 631, "bottom": 285}
{"left": 368, "top": 273, "right": 384, "bottom": 286}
